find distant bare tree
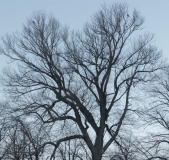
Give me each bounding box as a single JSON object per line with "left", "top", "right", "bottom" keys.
{"left": 143, "top": 67, "right": 169, "bottom": 160}
{"left": 0, "top": 117, "right": 48, "bottom": 160}
{"left": 103, "top": 131, "right": 149, "bottom": 160}
{"left": 0, "top": 3, "right": 163, "bottom": 160}
{"left": 55, "top": 139, "right": 91, "bottom": 160}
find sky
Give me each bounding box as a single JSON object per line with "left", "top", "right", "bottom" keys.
{"left": 0, "top": 0, "right": 168, "bottom": 71}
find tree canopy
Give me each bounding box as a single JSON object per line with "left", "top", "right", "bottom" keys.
{"left": 0, "top": 3, "right": 168, "bottom": 160}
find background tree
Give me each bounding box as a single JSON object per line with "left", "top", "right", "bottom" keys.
{"left": 0, "top": 117, "right": 49, "bottom": 160}
{"left": 0, "top": 3, "right": 164, "bottom": 160}
{"left": 55, "top": 139, "right": 91, "bottom": 160}
{"left": 141, "top": 67, "right": 169, "bottom": 160}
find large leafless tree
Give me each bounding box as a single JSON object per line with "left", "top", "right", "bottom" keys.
{"left": 0, "top": 3, "right": 164, "bottom": 160}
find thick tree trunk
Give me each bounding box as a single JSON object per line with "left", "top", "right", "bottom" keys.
{"left": 92, "top": 149, "right": 103, "bottom": 160}
{"left": 91, "top": 127, "right": 104, "bottom": 160}
{"left": 92, "top": 153, "right": 102, "bottom": 160}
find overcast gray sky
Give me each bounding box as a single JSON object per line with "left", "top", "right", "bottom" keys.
{"left": 0, "top": 0, "right": 169, "bottom": 70}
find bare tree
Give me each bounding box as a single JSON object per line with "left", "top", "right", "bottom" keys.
{"left": 142, "top": 67, "right": 169, "bottom": 160}
{"left": 0, "top": 3, "right": 163, "bottom": 160}
{"left": 55, "top": 139, "right": 91, "bottom": 160}
{"left": 0, "top": 117, "right": 49, "bottom": 160}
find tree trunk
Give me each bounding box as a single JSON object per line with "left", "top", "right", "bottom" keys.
{"left": 92, "top": 155, "right": 102, "bottom": 160}
{"left": 92, "top": 150, "right": 102, "bottom": 160}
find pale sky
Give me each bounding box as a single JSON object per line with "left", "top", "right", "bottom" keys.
{"left": 0, "top": 0, "right": 169, "bottom": 70}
